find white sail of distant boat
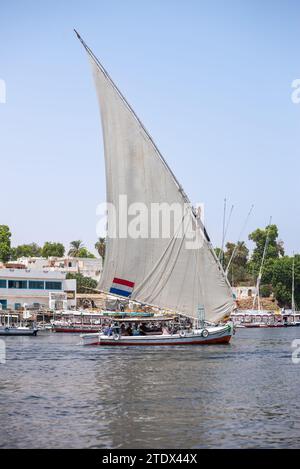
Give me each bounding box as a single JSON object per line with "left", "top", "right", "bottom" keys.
{"left": 75, "top": 31, "right": 234, "bottom": 324}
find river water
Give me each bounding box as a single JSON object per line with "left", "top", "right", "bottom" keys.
{"left": 0, "top": 328, "right": 300, "bottom": 448}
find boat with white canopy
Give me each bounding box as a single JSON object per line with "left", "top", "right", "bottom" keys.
{"left": 0, "top": 313, "right": 38, "bottom": 336}
{"left": 75, "top": 31, "right": 235, "bottom": 346}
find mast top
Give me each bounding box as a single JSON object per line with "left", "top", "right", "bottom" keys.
{"left": 74, "top": 29, "right": 91, "bottom": 53}
{"left": 74, "top": 29, "right": 80, "bottom": 39}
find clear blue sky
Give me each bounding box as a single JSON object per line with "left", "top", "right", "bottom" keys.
{"left": 1, "top": 0, "right": 300, "bottom": 255}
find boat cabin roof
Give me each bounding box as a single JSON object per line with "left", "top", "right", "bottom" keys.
{"left": 109, "top": 316, "right": 177, "bottom": 323}
{"left": 232, "top": 310, "right": 274, "bottom": 316}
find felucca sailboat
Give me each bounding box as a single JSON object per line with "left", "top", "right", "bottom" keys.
{"left": 75, "top": 31, "right": 235, "bottom": 346}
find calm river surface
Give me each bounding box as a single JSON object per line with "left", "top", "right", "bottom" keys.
{"left": 0, "top": 328, "right": 300, "bottom": 448}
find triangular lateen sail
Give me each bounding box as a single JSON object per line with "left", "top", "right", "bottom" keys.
{"left": 76, "top": 31, "right": 234, "bottom": 322}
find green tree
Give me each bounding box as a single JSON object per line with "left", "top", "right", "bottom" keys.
{"left": 68, "top": 241, "right": 95, "bottom": 258}
{"left": 248, "top": 224, "right": 284, "bottom": 283}
{"left": 272, "top": 255, "right": 300, "bottom": 307}
{"left": 0, "top": 225, "right": 12, "bottom": 263}
{"left": 95, "top": 237, "right": 106, "bottom": 261}
{"left": 273, "top": 282, "right": 291, "bottom": 307}
{"left": 42, "top": 242, "right": 65, "bottom": 258}
{"left": 11, "top": 243, "right": 42, "bottom": 260}
{"left": 214, "top": 247, "right": 224, "bottom": 260}
{"left": 259, "top": 284, "right": 273, "bottom": 298}
{"left": 225, "top": 241, "right": 249, "bottom": 267}
{"left": 66, "top": 273, "right": 97, "bottom": 293}
{"left": 249, "top": 224, "right": 284, "bottom": 263}
{"left": 68, "top": 240, "right": 84, "bottom": 257}
{"left": 77, "top": 247, "right": 95, "bottom": 258}
{"left": 223, "top": 241, "right": 250, "bottom": 286}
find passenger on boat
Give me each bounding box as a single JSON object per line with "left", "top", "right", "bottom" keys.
{"left": 103, "top": 325, "right": 113, "bottom": 336}
{"left": 138, "top": 323, "right": 146, "bottom": 335}
{"left": 126, "top": 324, "right": 133, "bottom": 336}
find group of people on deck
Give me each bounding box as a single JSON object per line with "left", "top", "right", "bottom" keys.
{"left": 103, "top": 322, "right": 149, "bottom": 336}
{"left": 101, "top": 317, "right": 193, "bottom": 337}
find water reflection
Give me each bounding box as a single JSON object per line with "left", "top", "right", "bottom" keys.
{"left": 0, "top": 328, "right": 300, "bottom": 448}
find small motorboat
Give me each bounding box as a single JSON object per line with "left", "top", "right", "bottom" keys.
{"left": 53, "top": 324, "right": 102, "bottom": 333}
{"left": 0, "top": 325, "right": 38, "bottom": 336}
{"left": 0, "top": 312, "right": 38, "bottom": 336}
{"left": 37, "top": 323, "right": 53, "bottom": 332}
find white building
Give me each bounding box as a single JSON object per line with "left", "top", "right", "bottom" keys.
{"left": 15, "top": 256, "right": 103, "bottom": 282}
{"left": 232, "top": 286, "right": 257, "bottom": 300}
{"left": 0, "top": 269, "right": 76, "bottom": 311}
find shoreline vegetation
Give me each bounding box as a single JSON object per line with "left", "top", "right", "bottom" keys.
{"left": 0, "top": 224, "right": 298, "bottom": 308}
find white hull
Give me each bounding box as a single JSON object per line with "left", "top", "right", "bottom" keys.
{"left": 81, "top": 324, "right": 233, "bottom": 346}
{"left": 0, "top": 327, "right": 38, "bottom": 336}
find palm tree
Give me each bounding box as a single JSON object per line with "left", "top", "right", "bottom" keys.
{"left": 95, "top": 237, "right": 106, "bottom": 261}
{"left": 68, "top": 240, "right": 84, "bottom": 257}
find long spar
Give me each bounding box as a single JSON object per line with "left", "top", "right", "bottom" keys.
{"left": 225, "top": 204, "right": 254, "bottom": 277}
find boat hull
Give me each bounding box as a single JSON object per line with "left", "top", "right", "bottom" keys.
{"left": 241, "top": 323, "right": 285, "bottom": 328}
{"left": 0, "top": 328, "right": 38, "bottom": 336}
{"left": 54, "top": 326, "right": 101, "bottom": 333}
{"left": 81, "top": 325, "right": 233, "bottom": 346}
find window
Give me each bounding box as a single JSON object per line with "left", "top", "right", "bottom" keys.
{"left": 8, "top": 280, "right": 27, "bottom": 289}
{"left": 45, "top": 281, "right": 62, "bottom": 290}
{"left": 0, "top": 299, "right": 7, "bottom": 310}
{"left": 0, "top": 280, "right": 6, "bottom": 288}
{"left": 29, "top": 281, "right": 44, "bottom": 290}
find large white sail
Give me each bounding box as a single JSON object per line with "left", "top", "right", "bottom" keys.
{"left": 78, "top": 33, "right": 234, "bottom": 322}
